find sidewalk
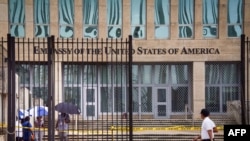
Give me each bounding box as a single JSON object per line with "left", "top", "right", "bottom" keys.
{"left": 134, "top": 129, "right": 223, "bottom": 135}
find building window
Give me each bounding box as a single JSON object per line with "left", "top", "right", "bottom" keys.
{"left": 64, "top": 87, "right": 81, "bottom": 108}
{"left": 16, "top": 64, "right": 48, "bottom": 105}
{"left": 134, "top": 64, "right": 190, "bottom": 113}
{"left": 202, "top": 0, "right": 218, "bottom": 38}
{"left": 227, "top": 0, "right": 243, "bottom": 37}
{"left": 141, "top": 87, "right": 153, "bottom": 112}
{"left": 82, "top": 65, "right": 97, "bottom": 84}
{"left": 9, "top": 0, "right": 25, "bottom": 37}
{"left": 59, "top": 0, "right": 74, "bottom": 38}
{"left": 83, "top": 0, "right": 98, "bottom": 38}
{"left": 169, "top": 65, "right": 189, "bottom": 112}
{"left": 131, "top": 0, "right": 146, "bottom": 39}
{"left": 63, "top": 64, "right": 191, "bottom": 115}
{"left": 205, "top": 63, "right": 241, "bottom": 112}
{"left": 107, "top": 0, "right": 122, "bottom": 38}
{"left": 63, "top": 64, "right": 81, "bottom": 107}
{"left": 141, "top": 65, "right": 152, "bottom": 84}
{"left": 34, "top": 0, "right": 50, "bottom": 37}
{"left": 154, "top": 0, "right": 170, "bottom": 39}
{"left": 100, "top": 87, "right": 112, "bottom": 112}
{"left": 178, "top": 0, "right": 194, "bottom": 38}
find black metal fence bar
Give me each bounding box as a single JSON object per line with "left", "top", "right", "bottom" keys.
{"left": 7, "top": 34, "right": 16, "bottom": 141}
{"left": 245, "top": 35, "right": 250, "bottom": 125}
{"left": 47, "top": 35, "right": 55, "bottom": 140}
{"left": 241, "top": 34, "right": 250, "bottom": 125}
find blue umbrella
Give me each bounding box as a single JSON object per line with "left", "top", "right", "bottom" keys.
{"left": 18, "top": 109, "right": 31, "bottom": 119}
{"left": 28, "top": 106, "right": 48, "bottom": 117}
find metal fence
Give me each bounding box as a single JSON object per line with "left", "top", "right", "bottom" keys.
{"left": 2, "top": 34, "right": 133, "bottom": 141}
{"left": 1, "top": 34, "right": 250, "bottom": 141}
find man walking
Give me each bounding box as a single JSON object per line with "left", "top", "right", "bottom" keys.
{"left": 193, "top": 108, "right": 216, "bottom": 141}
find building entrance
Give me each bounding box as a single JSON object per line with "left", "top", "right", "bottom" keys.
{"left": 154, "top": 87, "right": 170, "bottom": 119}
{"left": 82, "top": 87, "right": 97, "bottom": 119}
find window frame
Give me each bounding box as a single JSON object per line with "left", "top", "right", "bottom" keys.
{"left": 58, "top": 0, "right": 75, "bottom": 38}
{"left": 130, "top": 0, "right": 147, "bottom": 39}
{"left": 178, "top": 0, "right": 194, "bottom": 39}
{"left": 202, "top": 0, "right": 219, "bottom": 39}
{"left": 106, "top": 0, "right": 123, "bottom": 39}
{"left": 154, "top": 0, "right": 170, "bottom": 39}
{"left": 8, "top": 0, "right": 26, "bottom": 37}
{"left": 82, "top": 0, "right": 99, "bottom": 38}
{"left": 34, "top": 0, "right": 50, "bottom": 38}
{"left": 227, "top": 0, "right": 243, "bottom": 38}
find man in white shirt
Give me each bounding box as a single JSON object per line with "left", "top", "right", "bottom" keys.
{"left": 193, "top": 108, "right": 216, "bottom": 141}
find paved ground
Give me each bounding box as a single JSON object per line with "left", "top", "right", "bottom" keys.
{"left": 133, "top": 129, "right": 224, "bottom": 135}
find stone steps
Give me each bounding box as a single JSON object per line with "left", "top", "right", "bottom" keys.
{"left": 42, "top": 118, "right": 230, "bottom": 140}
{"left": 54, "top": 118, "right": 236, "bottom": 130}
{"left": 43, "top": 133, "right": 224, "bottom": 141}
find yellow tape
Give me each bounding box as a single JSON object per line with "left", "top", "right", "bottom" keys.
{"left": 1, "top": 123, "right": 224, "bottom": 133}
{"left": 110, "top": 125, "right": 224, "bottom": 132}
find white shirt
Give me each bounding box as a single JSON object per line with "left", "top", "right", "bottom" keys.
{"left": 15, "top": 120, "right": 23, "bottom": 137}
{"left": 201, "top": 117, "right": 215, "bottom": 139}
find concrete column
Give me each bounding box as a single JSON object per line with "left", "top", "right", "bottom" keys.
{"left": 123, "top": 0, "right": 131, "bottom": 38}
{"left": 50, "top": 0, "right": 59, "bottom": 37}
{"left": 147, "top": 0, "right": 154, "bottom": 40}
{"left": 99, "top": 0, "right": 106, "bottom": 38}
{"left": 54, "top": 61, "right": 62, "bottom": 115}
{"left": 193, "top": 62, "right": 205, "bottom": 119}
{"left": 74, "top": 0, "right": 83, "bottom": 37}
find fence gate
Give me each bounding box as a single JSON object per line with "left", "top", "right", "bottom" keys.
{"left": 241, "top": 34, "right": 250, "bottom": 125}
{"left": 3, "top": 34, "right": 133, "bottom": 141}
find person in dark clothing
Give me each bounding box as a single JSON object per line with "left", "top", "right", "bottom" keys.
{"left": 22, "top": 116, "right": 33, "bottom": 141}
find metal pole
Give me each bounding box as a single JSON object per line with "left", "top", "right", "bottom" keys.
{"left": 47, "top": 35, "right": 55, "bottom": 140}
{"left": 7, "top": 34, "right": 16, "bottom": 140}
{"left": 240, "top": 34, "right": 246, "bottom": 125}
{"left": 247, "top": 36, "right": 250, "bottom": 124}
{"left": 128, "top": 35, "right": 133, "bottom": 141}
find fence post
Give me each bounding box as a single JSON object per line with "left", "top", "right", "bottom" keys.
{"left": 128, "top": 35, "right": 133, "bottom": 141}
{"left": 47, "top": 35, "right": 55, "bottom": 140}
{"left": 240, "top": 34, "right": 246, "bottom": 125}
{"left": 7, "top": 33, "right": 16, "bottom": 140}
{"left": 247, "top": 36, "right": 250, "bottom": 125}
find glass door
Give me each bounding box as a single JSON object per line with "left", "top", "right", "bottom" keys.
{"left": 83, "top": 87, "right": 97, "bottom": 119}
{"left": 154, "top": 87, "right": 169, "bottom": 118}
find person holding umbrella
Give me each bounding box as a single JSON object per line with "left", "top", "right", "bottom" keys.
{"left": 56, "top": 112, "right": 70, "bottom": 141}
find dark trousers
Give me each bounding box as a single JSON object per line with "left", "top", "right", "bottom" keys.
{"left": 202, "top": 139, "right": 215, "bottom": 141}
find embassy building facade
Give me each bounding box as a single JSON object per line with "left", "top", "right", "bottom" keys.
{"left": 0, "top": 0, "right": 250, "bottom": 122}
